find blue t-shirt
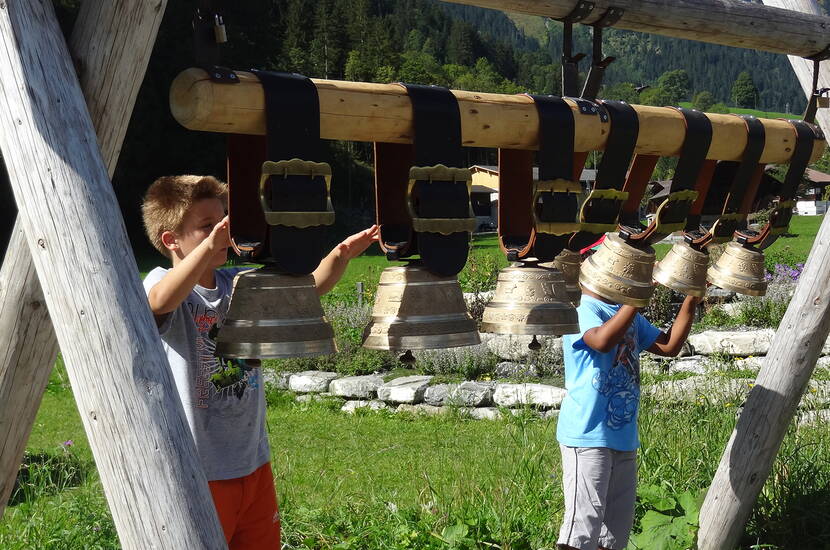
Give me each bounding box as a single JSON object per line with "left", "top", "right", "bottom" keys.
{"left": 557, "top": 295, "right": 662, "bottom": 451}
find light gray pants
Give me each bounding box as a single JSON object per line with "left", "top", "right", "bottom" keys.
{"left": 557, "top": 445, "right": 638, "bottom": 550}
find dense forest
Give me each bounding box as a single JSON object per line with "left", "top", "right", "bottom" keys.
{"left": 0, "top": 0, "right": 826, "bottom": 260}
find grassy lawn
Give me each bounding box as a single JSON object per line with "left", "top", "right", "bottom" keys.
{"left": 3, "top": 362, "right": 830, "bottom": 549}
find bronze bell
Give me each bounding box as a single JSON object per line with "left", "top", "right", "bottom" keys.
{"left": 652, "top": 242, "right": 710, "bottom": 297}
{"left": 550, "top": 249, "right": 582, "bottom": 306}
{"left": 362, "top": 262, "right": 480, "bottom": 351}
{"left": 707, "top": 241, "right": 767, "bottom": 296}
{"left": 215, "top": 267, "right": 336, "bottom": 358}
{"left": 579, "top": 233, "right": 656, "bottom": 307}
{"left": 481, "top": 262, "right": 579, "bottom": 336}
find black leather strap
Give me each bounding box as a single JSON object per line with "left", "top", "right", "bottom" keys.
{"left": 619, "top": 108, "right": 713, "bottom": 246}
{"left": 568, "top": 100, "right": 639, "bottom": 251}
{"left": 254, "top": 70, "right": 330, "bottom": 274}
{"left": 752, "top": 120, "right": 821, "bottom": 249}
{"left": 376, "top": 84, "right": 472, "bottom": 276}
{"left": 532, "top": 95, "right": 580, "bottom": 261}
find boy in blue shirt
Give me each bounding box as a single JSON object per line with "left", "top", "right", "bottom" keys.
{"left": 557, "top": 287, "right": 700, "bottom": 550}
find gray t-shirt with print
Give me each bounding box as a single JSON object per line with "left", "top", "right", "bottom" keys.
{"left": 143, "top": 267, "right": 270, "bottom": 481}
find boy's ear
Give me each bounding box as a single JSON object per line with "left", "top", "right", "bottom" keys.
{"left": 160, "top": 230, "right": 178, "bottom": 252}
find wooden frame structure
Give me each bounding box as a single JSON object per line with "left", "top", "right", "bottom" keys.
{"left": 0, "top": 0, "right": 828, "bottom": 548}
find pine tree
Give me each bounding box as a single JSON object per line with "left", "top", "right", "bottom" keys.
{"left": 731, "top": 71, "right": 759, "bottom": 109}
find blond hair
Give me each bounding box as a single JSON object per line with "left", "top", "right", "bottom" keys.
{"left": 142, "top": 175, "right": 228, "bottom": 258}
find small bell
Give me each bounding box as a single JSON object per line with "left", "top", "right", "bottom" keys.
{"left": 362, "top": 262, "right": 480, "bottom": 351}
{"left": 652, "top": 241, "right": 710, "bottom": 297}
{"left": 481, "top": 261, "right": 579, "bottom": 336}
{"left": 215, "top": 267, "right": 336, "bottom": 358}
{"left": 549, "top": 249, "right": 582, "bottom": 306}
{"left": 578, "top": 233, "right": 656, "bottom": 307}
{"left": 707, "top": 241, "right": 767, "bottom": 296}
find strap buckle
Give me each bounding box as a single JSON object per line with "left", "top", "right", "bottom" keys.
{"left": 407, "top": 165, "right": 476, "bottom": 235}
{"left": 708, "top": 212, "right": 744, "bottom": 243}
{"left": 650, "top": 189, "right": 699, "bottom": 235}
{"left": 259, "top": 159, "right": 335, "bottom": 227}
{"left": 578, "top": 188, "right": 629, "bottom": 233}
{"left": 532, "top": 178, "right": 582, "bottom": 235}
{"left": 767, "top": 200, "right": 796, "bottom": 236}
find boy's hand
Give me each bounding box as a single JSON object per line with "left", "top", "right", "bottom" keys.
{"left": 207, "top": 216, "right": 231, "bottom": 251}
{"left": 335, "top": 225, "right": 380, "bottom": 260}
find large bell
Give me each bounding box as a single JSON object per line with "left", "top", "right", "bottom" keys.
{"left": 362, "top": 263, "right": 480, "bottom": 351}
{"left": 652, "top": 242, "right": 710, "bottom": 297}
{"left": 215, "top": 267, "right": 336, "bottom": 358}
{"left": 707, "top": 241, "right": 767, "bottom": 296}
{"left": 551, "top": 249, "right": 582, "bottom": 306}
{"left": 579, "top": 233, "right": 656, "bottom": 307}
{"left": 481, "top": 262, "right": 579, "bottom": 336}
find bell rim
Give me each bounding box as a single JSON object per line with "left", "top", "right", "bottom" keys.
{"left": 215, "top": 338, "right": 337, "bottom": 359}
{"left": 479, "top": 321, "right": 580, "bottom": 336}
{"left": 361, "top": 329, "right": 481, "bottom": 351}
{"left": 578, "top": 274, "right": 653, "bottom": 307}
{"left": 652, "top": 266, "right": 707, "bottom": 297}
{"left": 706, "top": 267, "right": 768, "bottom": 296}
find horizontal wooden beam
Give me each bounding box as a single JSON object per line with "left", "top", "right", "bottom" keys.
{"left": 439, "top": 0, "right": 830, "bottom": 58}
{"left": 171, "top": 68, "right": 825, "bottom": 164}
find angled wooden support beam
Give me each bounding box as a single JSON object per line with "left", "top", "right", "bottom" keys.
{"left": 439, "top": 0, "right": 830, "bottom": 58}
{"left": 170, "top": 69, "right": 826, "bottom": 164}
{"left": 0, "top": 2, "right": 225, "bottom": 548}
{"left": 0, "top": 0, "right": 172, "bottom": 518}
{"left": 699, "top": 1, "right": 830, "bottom": 547}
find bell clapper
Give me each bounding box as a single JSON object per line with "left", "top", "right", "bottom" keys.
{"left": 398, "top": 350, "right": 416, "bottom": 365}
{"left": 528, "top": 335, "right": 542, "bottom": 351}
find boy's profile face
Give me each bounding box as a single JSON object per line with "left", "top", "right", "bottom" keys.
{"left": 165, "top": 197, "right": 228, "bottom": 268}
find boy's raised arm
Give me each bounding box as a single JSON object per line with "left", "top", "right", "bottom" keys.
{"left": 582, "top": 305, "right": 639, "bottom": 353}
{"left": 648, "top": 295, "right": 702, "bottom": 357}
{"left": 147, "top": 216, "right": 230, "bottom": 317}
{"left": 313, "top": 225, "right": 379, "bottom": 296}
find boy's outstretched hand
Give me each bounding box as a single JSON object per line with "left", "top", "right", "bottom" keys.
{"left": 335, "top": 225, "right": 380, "bottom": 260}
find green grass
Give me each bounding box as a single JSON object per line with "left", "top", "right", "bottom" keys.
{"left": 677, "top": 102, "right": 799, "bottom": 120}
{"left": 4, "top": 362, "right": 830, "bottom": 549}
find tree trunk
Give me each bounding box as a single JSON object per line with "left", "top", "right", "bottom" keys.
{"left": 0, "top": 2, "right": 225, "bottom": 548}
{"left": 698, "top": 2, "right": 830, "bottom": 546}
{"left": 0, "top": 0, "right": 171, "bottom": 519}
{"left": 441, "top": 0, "right": 830, "bottom": 58}
{"left": 170, "top": 69, "right": 825, "bottom": 163}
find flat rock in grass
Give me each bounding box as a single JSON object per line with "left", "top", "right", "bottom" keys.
{"left": 541, "top": 409, "right": 560, "bottom": 420}
{"left": 424, "top": 384, "right": 454, "bottom": 406}
{"left": 734, "top": 356, "right": 765, "bottom": 371}
{"left": 487, "top": 334, "right": 563, "bottom": 363}
{"left": 452, "top": 381, "right": 495, "bottom": 407}
{"left": 329, "top": 374, "right": 385, "bottom": 399}
{"left": 644, "top": 376, "right": 754, "bottom": 404}
{"left": 797, "top": 409, "right": 830, "bottom": 427}
{"left": 288, "top": 370, "right": 339, "bottom": 393}
{"left": 687, "top": 329, "right": 774, "bottom": 357}
{"left": 670, "top": 356, "right": 708, "bottom": 374}
{"left": 377, "top": 375, "right": 432, "bottom": 404}
{"left": 295, "top": 393, "right": 340, "bottom": 403}
{"left": 494, "top": 361, "right": 538, "bottom": 378}
{"left": 801, "top": 381, "right": 830, "bottom": 409}
{"left": 262, "top": 370, "right": 292, "bottom": 390}
{"left": 341, "top": 400, "right": 390, "bottom": 414}
{"left": 396, "top": 403, "right": 447, "bottom": 416}
{"left": 493, "top": 383, "right": 567, "bottom": 409}
{"left": 467, "top": 407, "right": 501, "bottom": 420}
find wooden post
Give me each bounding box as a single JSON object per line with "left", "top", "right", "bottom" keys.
{"left": 0, "top": 0, "right": 172, "bottom": 519}
{"left": 170, "top": 69, "right": 825, "bottom": 163}
{"left": 698, "top": 1, "right": 830, "bottom": 547}
{"left": 0, "top": 2, "right": 225, "bottom": 548}
{"left": 440, "top": 0, "right": 830, "bottom": 58}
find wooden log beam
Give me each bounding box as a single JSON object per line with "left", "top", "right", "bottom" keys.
{"left": 170, "top": 68, "right": 825, "bottom": 164}
{"left": 0, "top": 2, "right": 225, "bottom": 548}
{"left": 439, "top": 0, "right": 830, "bottom": 58}
{"left": 0, "top": 0, "right": 170, "bottom": 518}
{"left": 698, "top": 1, "right": 830, "bottom": 547}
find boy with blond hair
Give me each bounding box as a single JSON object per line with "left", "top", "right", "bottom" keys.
{"left": 142, "top": 174, "right": 377, "bottom": 548}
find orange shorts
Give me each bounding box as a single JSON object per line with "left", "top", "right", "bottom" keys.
{"left": 208, "top": 462, "right": 281, "bottom": 549}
